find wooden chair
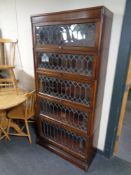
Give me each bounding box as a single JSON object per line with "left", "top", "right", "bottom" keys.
{"left": 0, "top": 38, "right": 18, "bottom": 93}
{"left": 0, "top": 81, "right": 15, "bottom": 93}
{"left": 7, "top": 90, "right": 36, "bottom": 143}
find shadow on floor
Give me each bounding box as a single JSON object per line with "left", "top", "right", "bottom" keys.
{"left": 0, "top": 125, "right": 131, "bottom": 175}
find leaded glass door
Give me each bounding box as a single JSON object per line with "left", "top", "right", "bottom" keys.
{"left": 35, "top": 23, "right": 97, "bottom": 47}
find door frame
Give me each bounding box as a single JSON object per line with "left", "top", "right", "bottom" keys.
{"left": 114, "top": 58, "right": 131, "bottom": 154}
{"left": 104, "top": 0, "right": 131, "bottom": 158}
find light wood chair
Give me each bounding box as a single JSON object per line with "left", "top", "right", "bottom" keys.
{"left": 7, "top": 90, "right": 36, "bottom": 143}
{"left": 0, "top": 81, "right": 16, "bottom": 93}
{"left": 0, "top": 38, "right": 18, "bottom": 93}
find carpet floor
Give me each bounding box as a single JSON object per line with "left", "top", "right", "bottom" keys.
{"left": 0, "top": 127, "right": 131, "bottom": 175}
{"left": 117, "top": 99, "right": 131, "bottom": 162}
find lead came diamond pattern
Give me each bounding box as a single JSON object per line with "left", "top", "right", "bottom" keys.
{"left": 36, "top": 23, "right": 96, "bottom": 47}
{"left": 43, "top": 121, "right": 86, "bottom": 154}
{"left": 38, "top": 53, "right": 93, "bottom": 76}
{"left": 40, "top": 98, "right": 88, "bottom": 131}
{"left": 39, "top": 75, "right": 91, "bottom": 106}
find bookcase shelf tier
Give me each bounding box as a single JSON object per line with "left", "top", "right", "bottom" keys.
{"left": 31, "top": 6, "right": 113, "bottom": 170}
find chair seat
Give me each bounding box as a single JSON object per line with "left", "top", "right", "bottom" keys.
{"left": 8, "top": 105, "right": 25, "bottom": 119}
{"left": 0, "top": 65, "right": 15, "bottom": 69}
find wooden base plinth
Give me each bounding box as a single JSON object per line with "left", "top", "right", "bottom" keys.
{"left": 37, "top": 137, "right": 96, "bottom": 171}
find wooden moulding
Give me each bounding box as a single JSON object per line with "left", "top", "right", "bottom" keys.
{"left": 37, "top": 92, "right": 93, "bottom": 112}
{"left": 31, "top": 6, "right": 103, "bottom": 24}
{"left": 37, "top": 133, "right": 96, "bottom": 170}
{"left": 36, "top": 69, "right": 96, "bottom": 83}
{"left": 40, "top": 113, "right": 87, "bottom": 137}
{"left": 38, "top": 139, "right": 89, "bottom": 170}
{"left": 37, "top": 93, "right": 91, "bottom": 112}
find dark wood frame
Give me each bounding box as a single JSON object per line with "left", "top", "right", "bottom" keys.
{"left": 31, "top": 6, "right": 113, "bottom": 170}
{"left": 104, "top": 0, "right": 131, "bottom": 158}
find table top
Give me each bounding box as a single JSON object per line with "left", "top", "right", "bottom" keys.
{"left": 0, "top": 89, "right": 26, "bottom": 110}
{"left": 0, "top": 94, "right": 26, "bottom": 110}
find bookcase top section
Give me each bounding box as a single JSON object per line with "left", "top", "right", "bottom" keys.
{"left": 31, "top": 6, "right": 113, "bottom": 24}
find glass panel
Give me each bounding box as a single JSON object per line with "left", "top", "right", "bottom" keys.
{"left": 43, "top": 121, "right": 86, "bottom": 154}
{"left": 40, "top": 98, "right": 88, "bottom": 131}
{"left": 36, "top": 23, "right": 96, "bottom": 47}
{"left": 37, "top": 52, "right": 94, "bottom": 76}
{"left": 38, "top": 75, "right": 91, "bottom": 106}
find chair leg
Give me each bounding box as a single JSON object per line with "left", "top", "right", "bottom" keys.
{"left": 25, "top": 120, "right": 32, "bottom": 144}
{"left": 7, "top": 118, "right": 11, "bottom": 136}
{"left": 0, "top": 126, "right": 10, "bottom": 140}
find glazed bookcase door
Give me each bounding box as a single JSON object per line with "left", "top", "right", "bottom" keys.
{"left": 37, "top": 74, "right": 94, "bottom": 107}
{"left": 35, "top": 51, "right": 97, "bottom": 79}
{"left": 39, "top": 97, "right": 89, "bottom": 132}
{"left": 38, "top": 116, "right": 89, "bottom": 160}
{"left": 35, "top": 22, "right": 97, "bottom": 48}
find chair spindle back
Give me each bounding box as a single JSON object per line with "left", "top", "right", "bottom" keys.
{"left": 0, "top": 38, "right": 18, "bottom": 66}
{"left": 25, "top": 90, "right": 36, "bottom": 119}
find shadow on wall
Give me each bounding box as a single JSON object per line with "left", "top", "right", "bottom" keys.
{"left": 0, "top": 29, "right": 2, "bottom": 37}
{"left": 17, "top": 70, "right": 35, "bottom": 91}
{"left": 0, "top": 30, "right": 4, "bottom": 65}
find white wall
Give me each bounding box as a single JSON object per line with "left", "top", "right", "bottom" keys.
{"left": 0, "top": 0, "right": 126, "bottom": 150}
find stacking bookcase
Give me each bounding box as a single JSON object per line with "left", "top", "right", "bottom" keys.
{"left": 31, "top": 6, "right": 113, "bottom": 170}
